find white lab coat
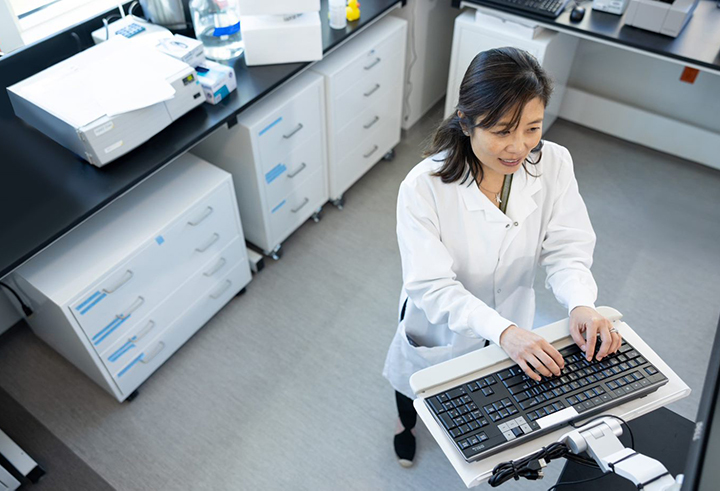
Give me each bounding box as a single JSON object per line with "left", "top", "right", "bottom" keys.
{"left": 383, "top": 141, "right": 598, "bottom": 399}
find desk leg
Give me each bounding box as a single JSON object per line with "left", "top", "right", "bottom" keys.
{"left": 0, "top": 429, "right": 44, "bottom": 483}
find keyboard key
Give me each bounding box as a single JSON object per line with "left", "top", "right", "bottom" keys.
{"left": 498, "top": 408, "right": 510, "bottom": 418}
{"left": 567, "top": 395, "right": 578, "bottom": 405}
{"left": 498, "top": 369, "right": 514, "bottom": 380}
{"left": 631, "top": 382, "right": 643, "bottom": 391}
{"left": 624, "top": 375, "right": 635, "bottom": 384}
{"left": 458, "top": 406, "right": 469, "bottom": 415}
{"left": 440, "top": 413, "right": 456, "bottom": 429}
{"left": 471, "top": 410, "right": 482, "bottom": 419}
{"left": 467, "top": 382, "right": 479, "bottom": 392}
{"left": 520, "top": 424, "right": 533, "bottom": 434}
{"left": 479, "top": 419, "right": 488, "bottom": 427}
{"left": 508, "top": 382, "right": 532, "bottom": 394}
{"left": 449, "top": 428, "right": 463, "bottom": 438}
{"left": 447, "top": 387, "right": 465, "bottom": 399}
{"left": 478, "top": 432, "right": 488, "bottom": 442}
{"left": 429, "top": 398, "right": 445, "bottom": 413}
{"left": 536, "top": 407, "right": 547, "bottom": 417}
{"left": 443, "top": 402, "right": 455, "bottom": 411}
{"left": 582, "top": 400, "right": 595, "bottom": 410}
{"left": 452, "top": 399, "right": 464, "bottom": 408}
{"left": 591, "top": 397, "right": 603, "bottom": 406}
{"left": 501, "top": 398, "right": 513, "bottom": 407}
{"left": 484, "top": 405, "right": 496, "bottom": 414}
{"left": 493, "top": 402, "right": 504, "bottom": 412}
{"left": 553, "top": 401, "right": 565, "bottom": 411}
{"left": 636, "top": 356, "right": 647, "bottom": 365}
{"left": 468, "top": 435, "right": 479, "bottom": 445}
{"left": 645, "top": 366, "right": 658, "bottom": 376}
{"left": 574, "top": 403, "right": 588, "bottom": 413}
{"left": 468, "top": 420, "right": 480, "bottom": 430}
{"left": 508, "top": 405, "right": 519, "bottom": 415}
{"left": 527, "top": 411, "right": 539, "bottom": 421}
{"left": 512, "top": 427, "right": 524, "bottom": 437}
{"left": 514, "top": 392, "right": 530, "bottom": 403}
{"left": 615, "top": 378, "right": 627, "bottom": 387}
{"left": 482, "top": 387, "right": 494, "bottom": 397}
{"left": 466, "top": 403, "right": 478, "bottom": 411}
{"left": 607, "top": 381, "right": 618, "bottom": 390}
{"left": 461, "top": 395, "right": 472, "bottom": 404}
{"left": 454, "top": 417, "right": 464, "bottom": 426}
{"left": 459, "top": 439, "right": 471, "bottom": 449}
{"left": 438, "top": 393, "right": 449, "bottom": 403}
{"left": 600, "top": 393, "right": 612, "bottom": 403}
{"left": 519, "top": 399, "right": 536, "bottom": 411}
{"left": 502, "top": 375, "right": 526, "bottom": 388}
{"left": 503, "top": 430, "right": 516, "bottom": 441}
{"left": 462, "top": 414, "right": 473, "bottom": 424}
{"left": 639, "top": 379, "right": 651, "bottom": 387}
{"left": 545, "top": 404, "right": 556, "bottom": 414}
{"left": 583, "top": 390, "right": 595, "bottom": 399}
{"left": 485, "top": 376, "right": 497, "bottom": 385}
{"left": 490, "top": 412, "right": 501, "bottom": 422}
{"left": 458, "top": 424, "right": 470, "bottom": 434}
{"left": 576, "top": 393, "right": 587, "bottom": 402}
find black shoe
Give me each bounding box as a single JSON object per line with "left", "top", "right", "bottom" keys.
{"left": 394, "top": 428, "right": 416, "bottom": 467}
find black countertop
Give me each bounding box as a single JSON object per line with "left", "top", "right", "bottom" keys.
{"left": 0, "top": 0, "right": 402, "bottom": 279}
{"left": 455, "top": 0, "right": 720, "bottom": 73}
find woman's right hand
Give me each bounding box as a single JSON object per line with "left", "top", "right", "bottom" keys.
{"left": 499, "top": 325, "right": 565, "bottom": 381}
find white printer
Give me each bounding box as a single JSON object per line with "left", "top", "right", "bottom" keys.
{"left": 7, "top": 37, "right": 204, "bottom": 167}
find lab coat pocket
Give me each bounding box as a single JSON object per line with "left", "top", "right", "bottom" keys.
{"left": 398, "top": 320, "right": 454, "bottom": 370}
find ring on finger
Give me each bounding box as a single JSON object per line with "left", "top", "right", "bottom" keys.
{"left": 609, "top": 326, "right": 618, "bottom": 333}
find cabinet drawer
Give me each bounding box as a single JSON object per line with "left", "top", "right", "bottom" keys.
{"left": 69, "top": 183, "right": 240, "bottom": 347}
{"left": 263, "top": 137, "right": 324, "bottom": 208}
{"left": 332, "top": 50, "right": 403, "bottom": 131}
{"left": 112, "top": 261, "right": 249, "bottom": 397}
{"left": 100, "top": 237, "right": 246, "bottom": 367}
{"left": 256, "top": 81, "right": 323, "bottom": 173}
{"left": 328, "top": 27, "right": 405, "bottom": 102}
{"left": 330, "top": 112, "right": 401, "bottom": 199}
{"left": 268, "top": 169, "right": 326, "bottom": 245}
{"left": 334, "top": 85, "right": 402, "bottom": 157}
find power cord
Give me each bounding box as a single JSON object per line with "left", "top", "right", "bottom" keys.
{"left": 488, "top": 414, "right": 635, "bottom": 488}
{"left": 0, "top": 281, "right": 33, "bottom": 316}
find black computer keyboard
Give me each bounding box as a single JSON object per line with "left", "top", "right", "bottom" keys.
{"left": 481, "top": 0, "right": 572, "bottom": 18}
{"left": 425, "top": 339, "right": 668, "bottom": 462}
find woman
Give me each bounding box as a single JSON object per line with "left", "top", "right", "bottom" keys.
{"left": 382, "top": 47, "right": 621, "bottom": 467}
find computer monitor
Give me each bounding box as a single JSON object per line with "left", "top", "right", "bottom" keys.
{"left": 681, "top": 314, "right": 720, "bottom": 490}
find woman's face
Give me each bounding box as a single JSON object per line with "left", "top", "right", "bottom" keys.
{"left": 465, "top": 97, "right": 545, "bottom": 180}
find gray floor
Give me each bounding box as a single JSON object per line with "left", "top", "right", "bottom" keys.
{"left": 1, "top": 102, "right": 719, "bottom": 491}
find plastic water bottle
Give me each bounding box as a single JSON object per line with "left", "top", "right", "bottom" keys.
{"left": 328, "top": 0, "right": 347, "bottom": 30}
{"left": 190, "top": 0, "right": 244, "bottom": 61}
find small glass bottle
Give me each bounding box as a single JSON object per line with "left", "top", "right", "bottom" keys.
{"left": 328, "top": 0, "right": 347, "bottom": 30}
{"left": 190, "top": 0, "right": 244, "bottom": 61}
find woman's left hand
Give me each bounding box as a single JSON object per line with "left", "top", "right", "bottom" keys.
{"left": 569, "top": 306, "right": 621, "bottom": 362}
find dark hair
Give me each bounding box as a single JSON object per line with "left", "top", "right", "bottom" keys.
{"left": 426, "top": 47, "right": 553, "bottom": 184}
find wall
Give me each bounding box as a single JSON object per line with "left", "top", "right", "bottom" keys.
{"left": 392, "top": 0, "right": 457, "bottom": 130}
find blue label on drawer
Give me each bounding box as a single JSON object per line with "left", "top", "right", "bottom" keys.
{"left": 265, "top": 163, "right": 287, "bottom": 184}
{"left": 76, "top": 291, "right": 106, "bottom": 315}
{"left": 93, "top": 315, "right": 130, "bottom": 346}
{"left": 259, "top": 117, "right": 282, "bottom": 136}
{"left": 118, "top": 353, "right": 144, "bottom": 378}
{"left": 271, "top": 200, "right": 286, "bottom": 214}
{"left": 156, "top": 236, "right": 165, "bottom": 245}
{"left": 109, "top": 341, "right": 135, "bottom": 362}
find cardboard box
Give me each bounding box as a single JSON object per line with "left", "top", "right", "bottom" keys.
{"left": 241, "top": 12, "right": 322, "bottom": 66}
{"left": 196, "top": 60, "right": 237, "bottom": 104}
{"left": 238, "top": 0, "right": 319, "bottom": 16}
{"left": 155, "top": 34, "right": 206, "bottom": 68}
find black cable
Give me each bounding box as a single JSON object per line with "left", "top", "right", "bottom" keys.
{"left": 0, "top": 282, "right": 33, "bottom": 316}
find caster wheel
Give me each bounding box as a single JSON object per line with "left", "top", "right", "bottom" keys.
{"left": 332, "top": 197, "right": 345, "bottom": 210}
{"left": 270, "top": 247, "right": 283, "bottom": 261}
{"left": 125, "top": 390, "right": 139, "bottom": 402}
{"left": 382, "top": 149, "right": 396, "bottom": 161}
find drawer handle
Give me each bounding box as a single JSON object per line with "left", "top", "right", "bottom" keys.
{"left": 204, "top": 257, "right": 227, "bottom": 277}
{"left": 196, "top": 233, "right": 220, "bottom": 252}
{"left": 283, "top": 123, "right": 304, "bottom": 139}
{"left": 130, "top": 320, "right": 155, "bottom": 342}
{"left": 363, "top": 116, "right": 380, "bottom": 129}
{"left": 291, "top": 197, "right": 310, "bottom": 213}
{"left": 363, "top": 83, "right": 380, "bottom": 97}
{"left": 364, "top": 57, "right": 381, "bottom": 70}
{"left": 140, "top": 341, "right": 165, "bottom": 364}
{"left": 102, "top": 270, "right": 133, "bottom": 294}
{"left": 210, "top": 280, "right": 232, "bottom": 299}
{"left": 287, "top": 162, "right": 307, "bottom": 178}
{"left": 117, "top": 296, "right": 144, "bottom": 320}
{"left": 188, "top": 206, "right": 213, "bottom": 226}
{"left": 363, "top": 145, "right": 379, "bottom": 159}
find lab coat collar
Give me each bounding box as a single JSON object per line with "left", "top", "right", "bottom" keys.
{"left": 459, "top": 167, "right": 542, "bottom": 223}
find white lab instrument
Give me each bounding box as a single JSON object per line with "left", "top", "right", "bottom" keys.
{"left": 445, "top": 10, "right": 578, "bottom": 130}
{"left": 192, "top": 71, "right": 328, "bottom": 259}
{"left": 91, "top": 15, "right": 171, "bottom": 44}
{"left": 196, "top": 60, "right": 237, "bottom": 104}
{"left": 7, "top": 37, "right": 204, "bottom": 167}
{"left": 311, "top": 15, "right": 407, "bottom": 205}
{"left": 241, "top": 12, "right": 322, "bottom": 66}
{"left": 592, "top": 0, "right": 630, "bottom": 15}
{"left": 155, "top": 34, "right": 206, "bottom": 68}
{"left": 237, "top": 0, "right": 319, "bottom": 15}
{"left": 10, "top": 154, "right": 252, "bottom": 402}
{"left": 409, "top": 307, "right": 690, "bottom": 487}
{"left": 623, "top": 0, "right": 699, "bottom": 37}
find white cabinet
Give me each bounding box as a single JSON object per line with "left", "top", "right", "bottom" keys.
{"left": 444, "top": 11, "right": 578, "bottom": 131}
{"left": 311, "top": 16, "right": 407, "bottom": 204}
{"left": 12, "top": 154, "right": 252, "bottom": 402}
{"left": 191, "top": 71, "right": 328, "bottom": 257}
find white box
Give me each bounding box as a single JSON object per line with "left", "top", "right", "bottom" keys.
{"left": 155, "top": 34, "right": 205, "bottom": 68}
{"left": 197, "top": 60, "right": 237, "bottom": 104}
{"left": 238, "top": 0, "right": 319, "bottom": 16}
{"left": 241, "top": 12, "right": 322, "bottom": 66}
